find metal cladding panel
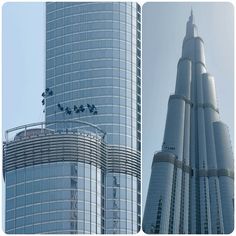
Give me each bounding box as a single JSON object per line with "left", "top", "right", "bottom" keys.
{"left": 182, "top": 38, "right": 205, "bottom": 64}
{"left": 204, "top": 110, "right": 219, "bottom": 169}
{"left": 208, "top": 177, "right": 224, "bottom": 233}
{"left": 171, "top": 168, "right": 182, "bottom": 233}
{"left": 202, "top": 76, "right": 220, "bottom": 169}
{"left": 163, "top": 98, "right": 185, "bottom": 160}
{"left": 194, "top": 38, "right": 206, "bottom": 64}
{"left": 185, "top": 21, "right": 197, "bottom": 39}
{"left": 202, "top": 73, "right": 217, "bottom": 108}
{"left": 182, "top": 173, "right": 190, "bottom": 233}
{"left": 208, "top": 177, "right": 219, "bottom": 233}
{"left": 106, "top": 145, "right": 141, "bottom": 177}
{"left": 199, "top": 177, "right": 212, "bottom": 233}
{"left": 218, "top": 177, "right": 234, "bottom": 233}
{"left": 182, "top": 38, "right": 194, "bottom": 60}
{"left": 143, "top": 156, "right": 175, "bottom": 234}
{"left": 4, "top": 132, "right": 106, "bottom": 173}
{"left": 213, "top": 121, "right": 234, "bottom": 233}
{"left": 205, "top": 177, "right": 212, "bottom": 233}
{"left": 189, "top": 103, "right": 196, "bottom": 168}
{"left": 190, "top": 176, "right": 196, "bottom": 233}
{"left": 197, "top": 108, "right": 208, "bottom": 169}
{"left": 183, "top": 104, "right": 191, "bottom": 166}
{"left": 195, "top": 62, "right": 207, "bottom": 76}
{"left": 196, "top": 71, "right": 204, "bottom": 103}
{"left": 175, "top": 59, "right": 192, "bottom": 99}
{"left": 213, "top": 121, "right": 234, "bottom": 169}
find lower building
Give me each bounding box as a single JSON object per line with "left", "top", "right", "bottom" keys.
{"left": 4, "top": 121, "right": 106, "bottom": 234}
{"left": 4, "top": 120, "right": 140, "bottom": 234}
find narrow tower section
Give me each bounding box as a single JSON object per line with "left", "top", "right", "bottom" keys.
{"left": 143, "top": 11, "right": 234, "bottom": 234}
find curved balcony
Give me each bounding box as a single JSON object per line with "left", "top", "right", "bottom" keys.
{"left": 5, "top": 120, "right": 106, "bottom": 143}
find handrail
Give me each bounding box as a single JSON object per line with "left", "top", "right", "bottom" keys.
{"left": 5, "top": 120, "right": 106, "bottom": 142}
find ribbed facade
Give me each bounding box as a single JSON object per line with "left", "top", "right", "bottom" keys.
{"left": 4, "top": 2, "right": 141, "bottom": 234}
{"left": 143, "top": 11, "right": 234, "bottom": 234}
{"left": 4, "top": 122, "right": 106, "bottom": 234}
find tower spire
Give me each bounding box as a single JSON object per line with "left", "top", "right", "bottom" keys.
{"left": 185, "top": 8, "right": 197, "bottom": 39}
{"left": 190, "top": 7, "right": 194, "bottom": 23}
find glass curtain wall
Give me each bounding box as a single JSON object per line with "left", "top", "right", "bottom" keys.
{"left": 45, "top": 2, "right": 141, "bottom": 234}
{"left": 5, "top": 162, "right": 104, "bottom": 234}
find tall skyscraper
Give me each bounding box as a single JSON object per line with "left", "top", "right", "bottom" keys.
{"left": 143, "top": 11, "right": 234, "bottom": 234}
{"left": 4, "top": 2, "right": 141, "bottom": 234}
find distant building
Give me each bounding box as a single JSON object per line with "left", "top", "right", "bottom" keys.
{"left": 143, "top": 11, "right": 234, "bottom": 234}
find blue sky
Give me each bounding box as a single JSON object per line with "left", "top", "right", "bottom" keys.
{"left": 2, "top": 3, "right": 45, "bottom": 137}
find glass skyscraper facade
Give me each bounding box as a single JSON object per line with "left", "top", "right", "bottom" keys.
{"left": 4, "top": 122, "right": 106, "bottom": 234}
{"left": 45, "top": 2, "right": 141, "bottom": 151}
{"left": 45, "top": 2, "right": 141, "bottom": 234}
{"left": 4, "top": 2, "right": 141, "bottom": 234}
{"left": 143, "top": 11, "right": 234, "bottom": 234}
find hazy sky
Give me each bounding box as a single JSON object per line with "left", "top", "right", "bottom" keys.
{"left": 2, "top": 2, "right": 234, "bottom": 216}
{"left": 2, "top": 3, "right": 45, "bottom": 138}
{"left": 142, "top": 2, "right": 234, "bottom": 212}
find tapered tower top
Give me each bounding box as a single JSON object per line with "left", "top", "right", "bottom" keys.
{"left": 189, "top": 8, "right": 194, "bottom": 23}
{"left": 185, "top": 9, "right": 198, "bottom": 40}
